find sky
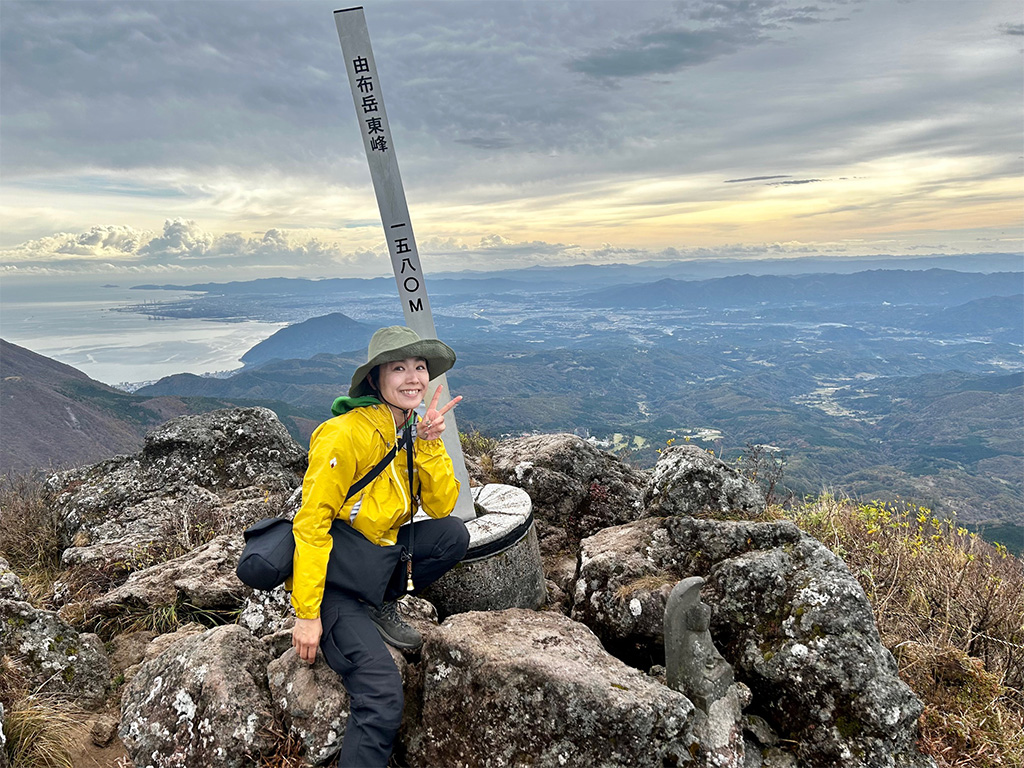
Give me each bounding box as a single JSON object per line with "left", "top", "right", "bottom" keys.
{"left": 1, "top": 0, "right": 1022, "bottom": 283}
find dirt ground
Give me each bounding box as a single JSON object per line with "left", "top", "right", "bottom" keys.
{"left": 69, "top": 710, "right": 130, "bottom": 768}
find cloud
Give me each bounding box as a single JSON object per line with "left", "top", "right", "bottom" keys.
{"left": 1, "top": 219, "right": 356, "bottom": 274}
{"left": 725, "top": 175, "right": 792, "bottom": 183}
{"left": 998, "top": 22, "right": 1024, "bottom": 35}
{"left": 570, "top": 27, "right": 755, "bottom": 78}
{"left": 568, "top": 0, "right": 843, "bottom": 80}
{"left": 453, "top": 136, "right": 516, "bottom": 150}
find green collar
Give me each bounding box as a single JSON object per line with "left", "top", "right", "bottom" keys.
{"left": 331, "top": 396, "right": 416, "bottom": 429}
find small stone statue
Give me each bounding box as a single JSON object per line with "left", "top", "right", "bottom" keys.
{"left": 664, "top": 576, "right": 734, "bottom": 712}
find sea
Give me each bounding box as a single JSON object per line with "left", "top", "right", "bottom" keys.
{"left": 0, "top": 278, "right": 286, "bottom": 388}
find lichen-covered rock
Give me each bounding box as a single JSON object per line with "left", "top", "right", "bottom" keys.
{"left": 0, "top": 598, "right": 110, "bottom": 709}
{"left": 119, "top": 623, "right": 275, "bottom": 768}
{"left": 644, "top": 445, "right": 764, "bottom": 519}
{"left": 0, "top": 701, "right": 8, "bottom": 768}
{"left": 705, "top": 539, "right": 928, "bottom": 768}
{"left": 266, "top": 650, "right": 350, "bottom": 765}
{"left": 89, "top": 534, "right": 247, "bottom": 619}
{"left": 406, "top": 609, "right": 697, "bottom": 768}
{"left": 572, "top": 517, "right": 930, "bottom": 768}
{"left": 0, "top": 557, "right": 27, "bottom": 602}
{"left": 492, "top": 433, "right": 647, "bottom": 542}
{"left": 573, "top": 518, "right": 800, "bottom": 649}
{"left": 44, "top": 408, "right": 305, "bottom": 602}
{"left": 238, "top": 584, "right": 293, "bottom": 638}
{"left": 694, "top": 685, "right": 746, "bottom": 768}
{"left": 266, "top": 646, "right": 408, "bottom": 765}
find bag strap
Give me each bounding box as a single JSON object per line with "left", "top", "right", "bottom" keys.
{"left": 343, "top": 429, "right": 412, "bottom": 502}
{"left": 404, "top": 422, "right": 415, "bottom": 593}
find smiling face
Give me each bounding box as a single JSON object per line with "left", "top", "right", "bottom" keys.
{"left": 374, "top": 357, "right": 429, "bottom": 423}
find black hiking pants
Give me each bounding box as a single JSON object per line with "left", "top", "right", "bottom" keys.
{"left": 319, "top": 515, "right": 469, "bottom": 768}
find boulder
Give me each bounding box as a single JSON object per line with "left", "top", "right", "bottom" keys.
{"left": 492, "top": 433, "right": 647, "bottom": 543}
{"left": 405, "top": 609, "right": 697, "bottom": 768}
{"left": 88, "top": 534, "right": 247, "bottom": 620}
{"left": 266, "top": 646, "right": 408, "bottom": 765}
{"left": 0, "top": 557, "right": 27, "bottom": 602}
{"left": 119, "top": 624, "right": 275, "bottom": 768}
{"left": 108, "top": 629, "right": 157, "bottom": 680}
{"left": 705, "top": 538, "right": 928, "bottom": 768}
{"left": 572, "top": 517, "right": 930, "bottom": 768}
{"left": 0, "top": 598, "right": 110, "bottom": 709}
{"left": 644, "top": 445, "right": 764, "bottom": 519}
{"left": 44, "top": 408, "right": 305, "bottom": 603}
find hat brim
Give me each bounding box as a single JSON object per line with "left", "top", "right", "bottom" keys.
{"left": 349, "top": 338, "right": 456, "bottom": 397}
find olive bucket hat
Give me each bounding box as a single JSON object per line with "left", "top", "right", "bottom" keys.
{"left": 349, "top": 326, "right": 456, "bottom": 398}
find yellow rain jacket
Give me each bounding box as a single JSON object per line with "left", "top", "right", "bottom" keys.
{"left": 290, "top": 403, "right": 460, "bottom": 620}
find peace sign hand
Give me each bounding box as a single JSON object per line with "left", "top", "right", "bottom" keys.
{"left": 418, "top": 386, "right": 461, "bottom": 442}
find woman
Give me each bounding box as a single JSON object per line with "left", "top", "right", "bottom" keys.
{"left": 290, "top": 325, "right": 469, "bottom": 767}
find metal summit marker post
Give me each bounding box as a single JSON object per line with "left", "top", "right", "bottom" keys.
{"left": 332, "top": 8, "right": 547, "bottom": 614}
{"left": 334, "top": 6, "right": 474, "bottom": 521}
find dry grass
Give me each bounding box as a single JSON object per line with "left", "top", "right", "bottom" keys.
{"left": 0, "top": 473, "right": 64, "bottom": 603}
{"left": 614, "top": 572, "right": 680, "bottom": 603}
{"left": 1, "top": 656, "right": 82, "bottom": 768}
{"left": 3, "top": 694, "right": 81, "bottom": 768}
{"left": 784, "top": 494, "right": 1024, "bottom": 768}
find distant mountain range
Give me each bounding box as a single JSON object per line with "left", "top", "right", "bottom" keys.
{"left": 0, "top": 340, "right": 320, "bottom": 473}
{"left": 581, "top": 270, "right": 1023, "bottom": 309}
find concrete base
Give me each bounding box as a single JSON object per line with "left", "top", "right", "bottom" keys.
{"left": 421, "top": 484, "right": 547, "bottom": 619}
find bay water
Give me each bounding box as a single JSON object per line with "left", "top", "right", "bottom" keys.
{"left": 0, "top": 278, "right": 285, "bottom": 387}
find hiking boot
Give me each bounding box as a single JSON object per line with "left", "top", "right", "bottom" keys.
{"left": 368, "top": 600, "right": 422, "bottom": 650}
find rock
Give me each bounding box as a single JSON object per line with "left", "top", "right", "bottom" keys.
{"left": 405, "top": 609, "right": 697, "bottom": 768}
{"left": 644, "top": 444, "right": 764, "bottom": 519}
{"left": 89, "top": 534, "right": 247, "bottom": 620}
{"left": 142, "top": 622, "right": 208, "bottom": 661}
{"left": 120, "top": 624, "right": 275, "bottom": 768}
{"left": 492, "top": 433, "right": 647, "bottom": 542}
{"left": 572, "top": 517, "right": 803, "bottom": 652}
{"left": 0, "top": 702, "right": 7, "bottom": 768}
{"left": 123, "top": 622, "right": 211, "bottom": 688}
{"left": 705, "top": 537, "right": 927, "bottom": 768}
{"left": 744, "top": 738, "right": 764, "bottom": 768}
{"left": 743, "top": 714, "right": 778, "bottom": 747}
{"left": 44, "top": 408, "right": 305, "bottom": 603}
{"left": 0, "top": 598, "right": 110, "bottom": 709}
{"left": 0, "top": 557, "right": 27, "bottom": 602}
{"left": 266, "top": 650, "right": 349, "bottom": 765}
{"left": 266, "top": 646, "right": 408, "bottom": 765}
{"left": 572, "top": 516, "right": 930, "bottom": 768}
{"left": 762, "top": 747, "right": 798, "bottom": 768}
{"left": 90, "top": 714, "right": 120, "bottom": 747}
{"left": 238, "top": 584, "right": 294, "bottom": 638}
{"left": 571, "top": 517, "right": 684, "bottom": 654}
{"left": 108, "top": 629, "right": 157, "bottom": 679}
{"left": 694, "top": 684, "right": 746, "bottom": 768}
{"left": 261, "top": 628, "right": 294, "bottom": 659}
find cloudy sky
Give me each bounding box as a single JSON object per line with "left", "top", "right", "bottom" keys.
{"left": 1, "top": 0, "right": 1021, "bottom": 281}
